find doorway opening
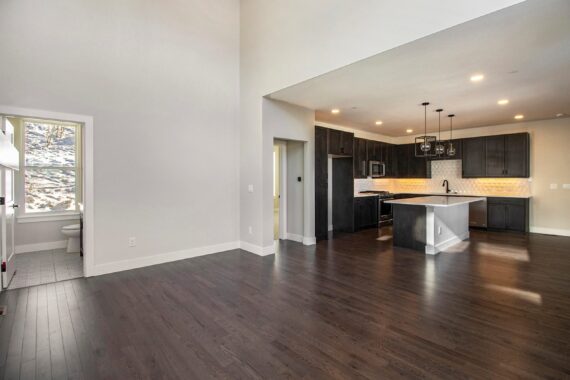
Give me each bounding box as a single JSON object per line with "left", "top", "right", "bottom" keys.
{"left": 273, "top": 139, "right": 305, "bottom": 244}
{"left": 0, "top": 111, "right": 91, "bottom": 290}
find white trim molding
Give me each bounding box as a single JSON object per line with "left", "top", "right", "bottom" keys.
{"left": 240, "top": 241, "right": 275, "bottom": 256}
{"left": 92, "top": 241, "right": 240, "bottom": 276}
{"left": 16, "top": 240, "right": 67, "bottom": 254}
{"left": 285, "top": 233, "right": 303, "bottom": 243}
{"left": 302, "top": 236, "right": 316, "bottom": 245}
{"left": 18, "top": 213, "right": 80, "bottom": 224}
{"left": 530, "top": 227, "right": 570, "bottom": 237}
{"left": 0, "top": 105, "right": 95, "bottom": 278}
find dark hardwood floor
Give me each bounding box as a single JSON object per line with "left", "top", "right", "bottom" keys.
{"left": 1, "top": 228, "right": 570, "bottom": 379}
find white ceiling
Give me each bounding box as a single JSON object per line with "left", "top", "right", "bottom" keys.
{"left": 268, "top": 0, "right": 570, "bottom": 137}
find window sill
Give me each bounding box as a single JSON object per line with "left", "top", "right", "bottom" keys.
{"left": 17, "top": 212, "right": 80, "bottom": 224}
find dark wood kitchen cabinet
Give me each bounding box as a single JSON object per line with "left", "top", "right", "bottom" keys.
{"left": 462, "top": 137, "right": 486, "bottom": 177}
{"left": 485, "top": 135, "right": 506, "bottom": 177}
{"left": 396, "top": 143, "right": 430, "bottom": 178}
{"left": 487, "top": 197, "right": 529, "bottom": 233}
{"left": 395, "top": 144, "right": 410, "bottom": 177}
{"left": 504, "top": 133, "right": 530, "bottom": 177}
{"left": 353, "top": 137, "right": 368, "bottom": 178}
{"left": 366, "top": 140, "right": 382, "bottom": 162}
{"left": 328, "top": 129, "right": 354, "bottom": 156}
{"left": 384, "top": 144, "right": 397, "bottom": 177}
{"left": 315, "top": 126, "right": 329, "bottom": 240}
{"left": 463, "top": 133, "right": 529, "bottom": 178}
{"left": 354, "top": 196, "right": 378, "bottom": 230}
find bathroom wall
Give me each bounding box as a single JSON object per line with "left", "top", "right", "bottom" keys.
{"left": 16, "top": 218, "right": 79, "bottom": 253}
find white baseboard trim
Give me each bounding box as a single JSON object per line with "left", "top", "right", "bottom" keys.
{"left": 239, "top": 241, "right": 275, "bottom": 256}
{"left": 92, "top": 241, "right": 240, "bottom": 276}
{"left": 530, "top": 227, "right": 570, "bottom": 237}
{"left": 426, "top": 232, "right": 469, "bottom": 255}
{"left": 286, "top": 233, "right": 303, "bottom": 243}
{"left": 302, "top": 236, "right": 316, "bottom": 245}
{"left": 16, "top": 240, "right": 67, "bottom": 254}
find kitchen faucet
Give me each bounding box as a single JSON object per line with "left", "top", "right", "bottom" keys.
{"left": 442, "top": 179, "right": 450, "bottom": 194}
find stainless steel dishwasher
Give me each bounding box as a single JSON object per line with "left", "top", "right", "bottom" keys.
{"left": 469, "top": 197, "right": 487, "bottom": 227}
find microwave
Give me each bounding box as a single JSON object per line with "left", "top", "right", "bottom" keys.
{"left": 369, "top": 161, "right": 386, "bottom": 178}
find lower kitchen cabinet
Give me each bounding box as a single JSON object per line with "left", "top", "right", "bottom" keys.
{"left": 487, "top": 197, "right": 529, "bottom": 233}
{"left": 354, "top": 197, "right": 378, "bottom": 230}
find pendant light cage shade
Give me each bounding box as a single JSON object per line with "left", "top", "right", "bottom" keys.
{"left": 415, "top": 102, "right": 437, "bottom": 157}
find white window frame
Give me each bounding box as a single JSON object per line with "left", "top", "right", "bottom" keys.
{"left": 17, "top": 118, "right": 82, "bottom": 222}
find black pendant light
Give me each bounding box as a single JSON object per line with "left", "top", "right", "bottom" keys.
{"left": 447, "top": 114, "right": 456, "bottom": 157}
{"left": 435, "top": 109, "right": 445, "bottom": 155}
{"left": 415, "top": 102, "right": 437, "bottom": 157}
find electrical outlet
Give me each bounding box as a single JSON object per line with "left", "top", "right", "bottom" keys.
{"left": 248, "top": 226, "right": 253, "bottom": 234}
{"left": 248, "top": 184, "right": 254, "bottom": 193}
{"left": 562, "top": 184, "right": 570, "bottom": 190}
{"left": 550, "top": 183, "right": 558, "bottom": 190}
{"left": 128, "top": 237, "right": 136, "bottom": 247}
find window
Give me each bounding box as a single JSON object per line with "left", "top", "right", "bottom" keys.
{"left": 22, "top": 120, "right": 81, "bottom": 214}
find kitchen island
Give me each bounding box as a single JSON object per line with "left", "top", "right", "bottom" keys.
{"left": 386, "top": 196, "right": 485, "bottom": 255}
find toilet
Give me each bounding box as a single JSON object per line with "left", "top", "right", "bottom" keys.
{"left": 61, "top": 224, "right": 81, "bottom": 253}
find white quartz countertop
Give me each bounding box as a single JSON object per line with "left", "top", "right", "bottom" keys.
{"left": 385, "top": 196, "right": 486, "bottom": 207}
{"left": 398, "top": 192, "right": 531, "bottom": 199}
{"left": 355, "top": 192, "right": 531, "bottom": 199}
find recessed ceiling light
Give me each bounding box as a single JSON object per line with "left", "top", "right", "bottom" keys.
{"left": 331, "top": 109, "right": 340, "bottom": 114}
{"left": 497, "top": 99, "right": 509, "bottom": 105}
{"left": 470, "top": 73, "right": 485, "bottom": 82}
{"left": 514, "top": 114, "right": 524, "bottom": 120}
{"left": 375, "top": 121, "right": 383, "bottom": 126}
{"left": 406, "top": 129, "right": 413, "bottom": 133}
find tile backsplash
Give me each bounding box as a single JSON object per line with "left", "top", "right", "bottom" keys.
{"left": 355, "top": 159, "right": 531, "bottom": 196}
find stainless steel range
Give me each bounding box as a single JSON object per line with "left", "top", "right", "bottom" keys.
{"left": 358, "top": 191, "right": 395, "bottom": 225}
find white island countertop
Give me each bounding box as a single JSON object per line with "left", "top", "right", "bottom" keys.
{"left": 386, "top": 196, "right": 485, "bottom": 207}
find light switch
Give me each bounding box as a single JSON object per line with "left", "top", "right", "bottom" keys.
{"left": 248, "top": 184, "right": 254, "bottom": 193}
{"left": 550, "top": 183, "right": 558, "bottom": 190}
{"left": 562, "top": 184, "right": 570, "bottom": 190}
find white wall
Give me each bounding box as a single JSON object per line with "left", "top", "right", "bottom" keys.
{"left": 286, "top": 141, "right": 304, "bottom": 238}
{"left": 0, "top": 0, "right": 240, "bottom": 273}
{"left": 16, "top": 219, "right": 78, "bottom": 253}
{"left": 240, "top": 0, "right": 523, "bottom": 252}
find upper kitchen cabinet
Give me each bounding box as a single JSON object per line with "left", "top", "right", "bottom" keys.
{"left": 462, "top": 133, "right": 529, "bottom": 178}
{"left": 486, "top": 133, "right": 530, "bottom": 177}
{"left": 504, "top": 133, "right": 530, "bottom": 177}
{"left": 485, "top": 135, "right": 506, "bottom": 177}
{"left": 328, "top": 129, "right": 354, "bottom": 156}
{"left": 353, "top": 137, "right": 368, "bottom": 178}
{"left": 462, "top": 137, "right": 486, "bottom": 177}
{"left": 366, "top": 140, "right": 382, "bottom": 162}
{"left": 384, "top": 144, "right": 397, "bottom": 177}
{"left": 395, "top": 143, "right": 430, "bottom": 178}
